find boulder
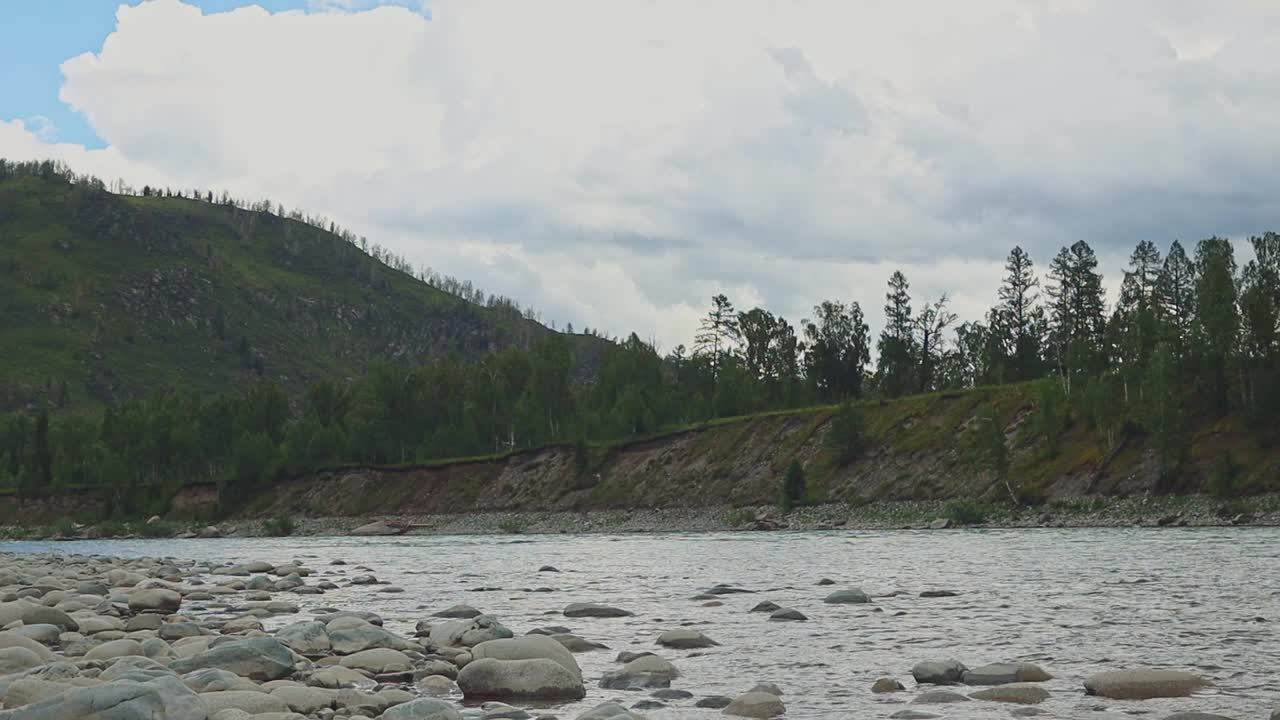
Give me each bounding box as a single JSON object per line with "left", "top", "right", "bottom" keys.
{"left": 85, "top": 639, "right": 145, "bottom": 661}
{"left": 471, "top": 635, "right": 581, "bottom": 679}
{"left": 128, "top": 588, "right": 182, "bottom": 613}
{"left": 0, "top": 630, "right": 57, "bottom": 661}
{"left": 2, "top": 676, "right": 205, "bottom": 720}
{"left": 381, "top": 697, "right": 464, "bottom": 720}
{"left": 275, "top": 621, "right": 331, "bottom": 656}
{"left": 749, "top": 682, "right": 782, "bottom": 696}
{"left": 170, "top": 637, "right": 297, "bottom": 681}
{"left": 201, "top": 690, "right": 292, "bottom": 715}
{"left": 418, "top": 675, "right": 458, "bottom": 695}
{"left": 457, "top": 657, "right": 586, "bottom": 700}
{"left": 696, "top": 696, "right": 733, "bottom": 709}
{"left": 969, "top": 683, "right": 1051, "bottom": 704}
{"left": 563, "top": 603, "right": 634, "bottom": 618}
{"left": 269, "top": 685, "right": 337, "bottom": 714}
{"left": 328, "top": 620, "right": 417, "bottom": 655}
{"left": 432, "top": 605, "right": 481, "bottom": 619}
{"left": 349, "top": 521, "right": 402, "bottom": 536}
{"left": 551, "top": 634, "right": 608, "bottom": 653}
{"left": 306, "top": 666, "right": 373, "bottom": 689}
{"left": 655, "top": 629, "right": 718, "bottom": 649}
{"left": 338, "top": 648, "right": 414, "bottom": 674}
{"left": 963, "top": 662, "right": 1052, "bottom": 685}
{"left": 3, "top": 678, "right": 78, "bottom": 708}
{"left": 0, "top": 646, "right": 44, "bottom": 675}
{"left": 599, "top": 655, "right": 679, "bottom": 690}
{"left": 872, "top": 677, "right": 906, "bottom": 693}
{"left": 1084, "top": 670, "right": 1212, "bottom": 700}
{"left": 912, "top": 659, "right": 968, "bottom": 685}
{"left": 0, "top": 600, "right": 79, "bottom": 631}
{"left": 722, "top": 691, "right": 786, "bottom": 718}
{"left": 748, "top": 601, "right": 781, "bottom": 613}
{"left": 920, "top": 590, "right": 959, "bottom": 598}
{"left": 182, "top": 668, "right": 261, "bottom": 693}
{"left": 429, "top": 616, "right": 513, "bottom": 648}
{"left": 10, "top": 624, "right": 62, "bottom": 645}
{"left": 768, "top": 608, "right": 807, "bottom": 622}
{"left": 912, "top": 690, "right": 972, "bottom": 704}
{"left": 823, "top": 589, "right": 871, "bottom": 604}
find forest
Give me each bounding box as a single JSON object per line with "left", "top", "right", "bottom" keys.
{"left": 2, "top": 164, "right": 1278, "bottom": 516}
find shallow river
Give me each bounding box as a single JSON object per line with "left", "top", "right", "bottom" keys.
{"left": 7, "top": 528, "right": 1279, "bottom": 719}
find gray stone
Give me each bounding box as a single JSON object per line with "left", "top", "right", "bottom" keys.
{"left": 767, "top": 608, "right": 806, "bottom": 622}
{"left": 550, "top": 634, "right": 608, "bottom": 653}
{"left": 599, "top": 655, "right": 679, "bottom": 690}
{"left": 9, "top": 624, "right": 61, "bottom": 645}
{"left": 890, "top": 712, "right": 941, "bottom": 719}
{"left": 912, "top": 659, "right": 969, "bottom": 685}
{"left": 328, "top": 620, "right": 416, "bottom": 655}
{"left": 1083, "top": 670, "right": 1212, "bottom": 700}
{"left": 1, "top": 676, "right": 205, "bottom": 720}
{"left": 696, "top": 696, "right": 733, "bottom": 709}
{"left": 471, "top": 635, "right": 581, "bottom": 679}
{"left": 563, "top": 603, "right": 633, "bottom": 618}
{"left": 655, "top": 629, "right": 718, "bottom": 649}
{"left": 913, "top": 690, "right": 972, "bottom": 704}
{"left": 457, "top": 657, "right": 586, "bottom": 700}
{"left": 170, "top": 637, "right": 296, "bottom": 681}
{"left": 722, "top": 691, "right": 786, "bottom": 718}
{"left": 823, "top": 589, "right": 871, "bottom": 604}
{"left": 575, "top": 703, "right": 645, "bottom": 720}
{"left": 381, "top": 697, "right": 464, "bottom": 720}
{"left": 872, "top": 677, "right": 906, "bottom": 693}
{"left": 748, "top": 601, "right": 781, "bottom": 613}
{"left": 275, "top": 621, "right": 331, "bottom": 656}
{"left": 963, "top": 662, "right": 1052, "bottom": 685}
{"left": 969, "top": 683, "right": 1051, "bottom": 704}
{"left": 200, "top": 690, "right": 291, "bottom": 715}
{"left": 0, "top": 647, "right": 44, "bottom": 675}
{"left": 269, "top": 685, "right": 337, "bottom": 714}
{"left": 85, "top": 639, "right": 145, "bottom": 661}
{"left": 182, "top": 668, "right": 260, "bottom": 693}
{"left": 338, "top": 648, "right": 414, "bottom": 674}
{"left": 433, "top": 605, "right": 482, "bottom": 619}
{"left": 349, "top": 521, "right": 402, "bottom": 536}
{"left": 128, "top": 589, "right": 182, "bottom": 613}
{"left": 0, "top": 601, "right": 79, "bottom": 631}
{"left": 429, "top": 616, "right": 514, "bottom": 648}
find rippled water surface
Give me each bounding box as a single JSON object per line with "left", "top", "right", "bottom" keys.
{"left": 8, "top": 528, "right": 1279, "bottom": 719}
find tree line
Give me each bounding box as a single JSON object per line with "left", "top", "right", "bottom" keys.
{"left": 3, "top": 163, "right": 1278, "bottom": 512}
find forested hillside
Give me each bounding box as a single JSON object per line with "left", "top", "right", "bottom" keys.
{"left": 0, "top": 160, "right": 598, "bottom": 412}
{"left": 2, "top": 158, "right": 1278, "bottom": 521}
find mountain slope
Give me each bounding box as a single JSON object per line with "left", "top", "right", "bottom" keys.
{"left": 0, "top": 172, "right": 596, "bottom": 410}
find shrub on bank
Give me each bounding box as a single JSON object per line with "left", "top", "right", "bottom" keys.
{"left": 263, "top": 516, "right": 296, "bottom": 536}
{"left": 943, "top": 499, "right": 989, "bottom": 526}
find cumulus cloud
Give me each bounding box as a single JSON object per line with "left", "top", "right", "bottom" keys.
{"left": 4, "top": 0, "right": 1280, "bottom": 348}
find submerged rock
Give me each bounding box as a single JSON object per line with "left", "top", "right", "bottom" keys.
{"left": 963, "top": 662, "right": 1052, "bottom": 685}
{"left": 968, "top": 683, "right": 1051, "bottom": 704}
{"left": 912, "top": 659, "right": 968, "bottom": 685}
{"left": 1083, "top": 670, "right": 1212, "bottom": 700}
{"left": 872, "top": 677, "right": 906, "bottom": 693}
{"left": 723, "top": 691, "right": 786, "bottom": 718}
{"left": 563, "top": 603, "right": 634, "bottom": 618}
{"left": 823, "top": 589, "right": 871, "bottom": 604}
{"left": 655, "top": 629, "right": 718, "bottom": 649}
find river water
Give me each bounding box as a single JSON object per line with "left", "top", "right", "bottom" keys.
{"left": 7, "top": 528, "right": 1278, "bottom": 719}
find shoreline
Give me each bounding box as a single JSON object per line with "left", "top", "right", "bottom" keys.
{"left": 5, "top": 495, "right": 1278, "bottom": 541}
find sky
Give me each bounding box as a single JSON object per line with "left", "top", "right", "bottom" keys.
{"left": 2, "top": 0, "right": 1279, "bottom": 351}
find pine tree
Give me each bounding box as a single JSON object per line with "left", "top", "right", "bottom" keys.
{"left": 997, "top": 246, "right": 1044, "bottom": 381}
{"left": 915, "top": 294, "right": 957, "bottom": 392}
{"left": 1047, "top": 240, "right": 1107, "bottom": 391}
{"left": 1193, "top": 237, "right": 1238, "bottom": 414}
{"left": 694, "top": 294, "right": 740, "bottom": 377}
{"left": 1157, "top": 240, "right": 1197, "bottom": 354}
{"left": 877, "top": 271, "right": 917, "bottom": 397}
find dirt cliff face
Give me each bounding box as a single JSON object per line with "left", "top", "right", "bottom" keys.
{"left": 248, "top": 385, "right": 1278, "bottom": 519}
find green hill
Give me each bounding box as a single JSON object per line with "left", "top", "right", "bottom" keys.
{"left": 0, "top": 170, "right": 598, "bottom": 411}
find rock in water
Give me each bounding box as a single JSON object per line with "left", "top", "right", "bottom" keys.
{"left": 457, "top": 657, "right": 586, "bottom": 700}
{"left": 563, "top": 603, "right": 634, "bottom": 618}
{"left": 912, "top": 659, "right": 969, "bottom": 685}
{"left": 768, "top": 608, "right": 807, "bottom": 622}
{"left": 433, "top": 604, "right": 483, "bottom": 619}
{"left": 749, "top": 601, "right": 781, "bottom": 613}
{"left": 872, "top": 677, "right": 906, "bottom": 693}
{"left": 575, "top": 703, "right": 645, "bottom": 720}
{"left": 470, "top": 635, "right": 582, "bottom": 679}
{"left": 968, "top": 683, "right": 1051, "bottom": 704}
{"left": 963, "top": 662, "right": 1052, "bottom": 685}
{"left": 1083, "top": 670, "right": 1212, "bottom": 700}
{"left": 350, "top": 520, "right": 403, "bottom": 536}
{"left": 823, "top": 589, "right": 871, "bottom": 604}
{"left": 600, "top": 655, "right": 680, "bottom": 690}
{"left": 912, "top": 690, "right": 972, "bottom": 704}
{"left": 655, "top": 629, "right": 718, "bottom": 649}
{"left": 723, "top": 691, "right": 786, "bottom": 718}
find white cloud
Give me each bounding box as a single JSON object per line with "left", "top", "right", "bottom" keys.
{"left": 4, "top": 0, "right": 1280, "bottom": 349}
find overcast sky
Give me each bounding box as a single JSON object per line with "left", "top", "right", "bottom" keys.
{"left": 3, "top": 0, "right": 1279, "bottom": 350}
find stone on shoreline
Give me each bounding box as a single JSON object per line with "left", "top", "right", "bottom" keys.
{"left": 350, "top": 520, "right": 404, "bottom": 536}
{"left": 457, "top": 657, "right": 586, "bottom": 700}
{"left": 912, "top": 659, "right": 968, "bottom": 685}
{"left": 723, "top": 690, "right": 786, "bottom": 718}
{"left": 563, "top": 603, "right": 634, "bottom": 618}
{"left": 169, "top": 637, "right": 297, "bottom": 681}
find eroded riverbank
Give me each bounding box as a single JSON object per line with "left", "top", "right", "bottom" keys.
{"left": 1, "top": 529, "right": 1277, "bottom": 719}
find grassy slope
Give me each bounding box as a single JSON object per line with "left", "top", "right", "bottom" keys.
{"left": 0, "top": 175, "right": 598, "bottom": 410}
